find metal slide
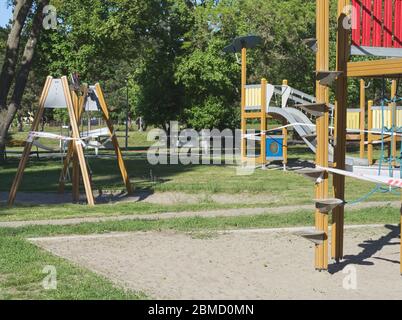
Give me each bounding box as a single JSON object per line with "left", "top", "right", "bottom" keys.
{"left": 268, "top": 107, "right": 368, "bottom": 166}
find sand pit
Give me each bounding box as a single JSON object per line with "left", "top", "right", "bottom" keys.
{"left": 29, "top": 225, "right": 402, "bottom": 299}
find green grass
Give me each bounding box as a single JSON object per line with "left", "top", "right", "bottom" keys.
{"left": 0, "top": 202, "right": 268, "bottom": 222}
{"left": 0, "top": 235, "right": 146, "bottom": 300}
{"left": 0, "top": 205, "right": 398, "bottom": 239}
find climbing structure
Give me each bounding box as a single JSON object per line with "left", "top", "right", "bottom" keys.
{"left": 309, "top": 0, "right": 402, "bottom": 273}
{"left": 8, "top": 76, "right": 133, "bottom": 206}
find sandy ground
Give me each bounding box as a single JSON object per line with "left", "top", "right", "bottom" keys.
{"left": 29, "top": 225, "right": 402, "bottom": 300}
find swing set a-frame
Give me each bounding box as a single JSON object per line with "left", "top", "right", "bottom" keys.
{"left": 8, "top": 75, "right": 133, "bottom": 206}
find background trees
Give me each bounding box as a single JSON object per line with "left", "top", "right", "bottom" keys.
{"left": 0, "top": 0, "right": 366, "bottom": 162}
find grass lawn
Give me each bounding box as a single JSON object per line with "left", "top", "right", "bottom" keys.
{"left": 0, "top": 235, "right": 146, "bottom": 300}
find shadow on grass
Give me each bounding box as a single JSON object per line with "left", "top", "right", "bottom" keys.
{"left": 328, "top": 224, "right": 401, "bottom": 274}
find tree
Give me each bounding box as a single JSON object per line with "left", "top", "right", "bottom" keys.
{"left": 0, "top": 0, "right": 49, "bottom": 162}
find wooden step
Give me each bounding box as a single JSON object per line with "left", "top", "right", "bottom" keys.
{"left": 294, "top": 229, "right": 325, "bottom": 245}
{"left": 316, "top": 71, "right": 343, "bottom": 86}
{"left": 294, "top": 103, "right": 329, "bottom": 117}
{"left": 314, "top": 198, "right": 345, "bottom": 213}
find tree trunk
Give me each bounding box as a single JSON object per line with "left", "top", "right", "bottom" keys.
{"left": 0, "top": 0, "right": 33, "bottom": 109}
{"left": 0, "top": 0, "right": 48, "bottom": 163}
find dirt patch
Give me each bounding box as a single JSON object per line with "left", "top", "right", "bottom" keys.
{"left": 29, "top": 225, "right": 402, "bottom": 299}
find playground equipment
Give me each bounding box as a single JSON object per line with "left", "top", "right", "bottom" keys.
{"left": 226, "top": 0, "right": 402, "bottom": 274}
{"left": 304, "top": 0, "right": 402, "bottom": 274}
{"left": 8, "top": 76, "right": 133, "bottom": 206}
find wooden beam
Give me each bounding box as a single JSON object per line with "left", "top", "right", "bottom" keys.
{"left": 241, "top": 48, "right": 247, "bottom": 161}
{"left": 58, "top": 86, "right": 88, "bottom": 193}
{"left": 348, "top": 58, "right": 402, "bottom": 78}
{"left": 62, "top": 76, "right": 94, "bottom": 206}
{"left": 359, "top": 79, "right": 365, "bottom": 159}
{"left": 95, "top": 83, "right": 133, "bottom": 194}
{"left": 71, "top": 90, "right": 80, "bottom": 202}
{"left": 315, "top": 0, "right": 330, "bottom": 271}
{"left": 8, "top": 76, "right": 53, "bottom": 206}
{"left": 332, "top": 0, "right": 350, "bottom": 262}
{"left": 368, "top": 100, "right": 374, "bottom": 165}
{"left": 282, "top": 80, "right": 288, "bottom": 169}
{"left": 260, "top": 79, "right": 267, "bottom": 166}
{"left": 391, "top": 80, "right": 397, "bottom": 166}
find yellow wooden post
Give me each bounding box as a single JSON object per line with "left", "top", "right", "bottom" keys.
{"left": 241, "top": 48, "right": 247, "bottom": 162}
{"left": 368, "top": 100, "right": 373, "bottom": 165}
{"left": 332, "top": 0, "right": 350, "bottom": 262}
{"left": 71, "top": 90, "right": 80, "bottom": 202}
{"left": 359, "top": 79, "right": 366, "bottom": 159}
{"left": 282, "top": 80, "right": 288, "bottom": 169}
{"left": 8, "top": 77, "right": 53, "bottom": 206}
{"left": 261, "top": 79, "right": 267, "bottom": 166}
{"left": 95, "top": 83, "right": 133, "bottom": 194}
{"left": 315, "top": 0, "right": 330, "bottom": 270}
{"left": 62, "top": 77, "right": 95, "bottom": 206}
{"left": 391, "top": 80, "right": 397, "bottom": 167}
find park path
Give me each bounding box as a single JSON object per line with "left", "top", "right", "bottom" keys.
{"left": 0, "top": 201, "right": 399, "bottom": 228}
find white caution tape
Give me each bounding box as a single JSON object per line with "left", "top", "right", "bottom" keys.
{"left": 317, "top": 166, "right": 402, "bottom": 188}
{"left": 27, "top": 131, "right": 87, "bottom": 148}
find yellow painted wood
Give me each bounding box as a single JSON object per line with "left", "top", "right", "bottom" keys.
{"left": 347, "top": 112, "right": 360, "bottom": 130}
{"left": 348, "top": 58, "right": 402, "bottom": 78}
{"left": 241, "top": 48, "right": 247, "bottom": 160}
{"left": 391, "top": 80, "right": 397, "bottom": 166}
{"left": 360, "top": 80, "right": 365, "bottom": 159}
{"left": 315, "top": 0, "right": 330, "bottom": 270}
{"left": 95, "top": 83, "right": 133, "bottom": 194}
{"left": 8, "top": 77, "right": 53, "bottom": 206}
{"left": 261, "top": 79, "right": 267, "bottom": 166}
{"left": 244, "top": 112, "right": 263, "bottom": 119}
{"left": 368, "top": 100, "right": 374, "bottom": 165}
{"left": 282, "top": 80, "right": 288, "bottom": 167}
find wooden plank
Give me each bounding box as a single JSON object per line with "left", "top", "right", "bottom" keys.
{"left": 95, "top": 83, "right": 133, "bottom": 194}
{"left": 244, "top": 112, "right": 263, "bottom": 119}
{"left": 62, "top": 76, "right": 94, "bottom": 206}
{"left": 360, "top": 79, "right": 366, "bottom": 158}
{"left": 348, "top": 58, "right": 402, "bottom": 77}
{"left": 241, "top": 48, "right": 247, "bottom": 161}
{"left": 71, "top": 90, "right": 80, "bottom": 202}
{"left": 391, "top": 80, "right": 397, "bottom": 166}
{"left": 8, "top": 77, "right": 53, "bottom": 206}
{"left": 314, "top": 0, "right": 330, "bottom": 271}
{"left": 368, "top": 100, "right": 374, "bottom": 165}
{"left": 332, "top": 0, "right": 350, "bottom": 262}
{"left": 260, "top": 79, "right": 267, "bottom": 166}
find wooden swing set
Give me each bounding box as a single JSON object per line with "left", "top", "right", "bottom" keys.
{"left": 8, "top": 76, "right": 133, "bottom": 206}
